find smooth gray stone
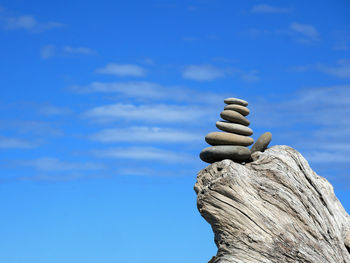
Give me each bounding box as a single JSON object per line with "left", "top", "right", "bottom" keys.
{"left": 216, "top": 121, "right": 253, "bottom": 136}
{"left": 200, "top": 145, "right": 251, "bottom": 163}
{"left": 220, "top": 110, "right": 250, "bottom": 126}
{"left": 224, "top": 104, "right": 250, "bottom": 116}
{"left": 251, "top": 132, "right": 272, "bottom": 153}
{"left": 224, "top": 97, "right": 248, "bottom": 106}
{"left": 205, "top": 132, "right": 254, "bottom": 146}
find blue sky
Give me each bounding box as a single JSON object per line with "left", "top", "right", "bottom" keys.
{"left": 0, "top": 0, "right": 350, "bottom": 262}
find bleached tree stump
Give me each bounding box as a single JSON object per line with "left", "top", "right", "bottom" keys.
{"left": 195, "top": 145, "right": 350, "bottom": 263}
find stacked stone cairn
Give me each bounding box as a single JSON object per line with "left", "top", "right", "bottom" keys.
{"left": 200, "top": 97, "right": 272, "bottom": 164}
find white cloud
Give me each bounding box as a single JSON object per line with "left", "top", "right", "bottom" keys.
{"left": 94, "top": 147, "right": 193, "bottom": 163}
{"left": 90, "top": 126, "right": 201, "bottom": 143}
{"left": 251, "top": 84, "right": 350, "bottom": 127}
{"left": 72, "top": 81, "right": 225, "bottom": 104}
{"left": 334, "top": 42, "right": 349, "bottom": 51}
{"left": 143, "top": 58, "right": 155, "bottom": 65}
{"left": 116, "top": 167, "right": 160, "bottom": 176}
{"left": 182, "top": 64, "right": 259, "bottom": 82}
{"left": 84, "top": 103, "right": 210, "bottom": 123}
{"left": 18, "top": 172, "right": 105, "bottom": 182}
{"left": 38, "top": 105, "right": 71, "bottom": 116}
{"left": 0, "top": 136, "right": 37, "bottom": 148}
{"left": 40, "top": 44, "right": 56, "bottom": 59}
{"left": 63, "top": 46, "right": 96, "bottom": 55}
{"left": 294, "top": 84, "right": 350, "bottom": 107}
{"left": 115, "top": 167, "right": 192, "bottom": 177}
{"left": 333, "top": 30, "right": 350, "bottom": 51}
{"left": 290, "top": 60, "right": 350, "bottom": 79}
{"left": 243, "top": 24, "right": 319, "bottom": 44}
{"left": 317, "top": 59, "right": 350, "bottom": 79}
{"left": 21, "top": 157, "right": 104, "bottom": 171}
{"left": 96, "top": 63, "right": 146, "bottom": 77}
{"left": 79, "top": 81, "right": 167, "bottom": 97}
{"left": 240, "top": 70, "right": 260, "bottom": 82}
{"left": 250, "top": 84, "right": 350, "bottom": 166}
{"left": 312, "top": 128, "right": 350, "bottom": 140}
{"left": 0, "top": 120, "right": 63, "bottom": 136}
{"left": 41, "top": 45, "right": 96, "bottom": 59}
{"left": 290, "top": 22, "right": 319, "bottom": 43}
{"left": 305, "top": 151, "right": 350, "bottom": 163}
{"left": 251, "top": 4, "right": 293, "bottom": 14}
{"left": 182, "top": 64, "right": 225, "bottom": 81}
{"left": 1, "top": 14, "right": 63, "bottom": 32}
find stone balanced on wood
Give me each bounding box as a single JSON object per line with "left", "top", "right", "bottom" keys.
{"left": 200, "top": 98, "right": 254, "bottom": 163}
{"left": 200, "top": 97, "right": 272, "bottom": 163}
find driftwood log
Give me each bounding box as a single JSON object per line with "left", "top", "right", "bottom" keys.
{"left": 195, "top": 145, "right": 350, "bottom": 263}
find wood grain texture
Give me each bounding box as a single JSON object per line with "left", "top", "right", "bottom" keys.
{"left": 194, "top": 145, "right": 350, "bottom": 263}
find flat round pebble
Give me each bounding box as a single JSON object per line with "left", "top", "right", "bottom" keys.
{"left": 205, "top": 132, "right": 254, "bottom": 146}
{"left": 200, "top": 145, "right": 251, "bottom": 163}
{"left": 224, "top": 104, "right": 250, "bottom": 116}
{"left": 220, "top": 110, "right": 250, "bottom": 126}
{"left": 224, "top": 97, "right": 248, "bottom": 106}
{"left": 216, "top": 121, "right": 253, "bottom": 136}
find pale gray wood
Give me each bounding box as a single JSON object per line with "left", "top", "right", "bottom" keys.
{"left": 195, "top": 145, "right": 350, "bottom": 263}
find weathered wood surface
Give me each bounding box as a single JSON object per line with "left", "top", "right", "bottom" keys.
{"left": 195, "top": 145, "right": 350, "bottom": 263}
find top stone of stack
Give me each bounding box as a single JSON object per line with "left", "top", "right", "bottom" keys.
{"left": 224, "top": 97, "right": 248, "bottom": 106}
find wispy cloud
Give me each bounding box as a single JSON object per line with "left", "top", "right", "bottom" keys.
{"left": 240, "top": 70, "right": 260, "bottom": 82}
{"left": 116, "top": 167, "right": 193, "bottom": 177}
{"left": 243, "top": 23, "right": 320, "bottom": 44}
{"left": 41, "top": 45, "right": 96, "bottom": 59}
{"left": 290, "top": 59, "right": 350, "bottom": 79}
{"left": 251, "top": 4, "right": 293, "bottom": 14}
{"left": 250, "top": 84, "right": 350, "bottom": 166}
{"left": 72, "top": 81, "right": 225, "bottom": 104}
{"left": 182, "top": 64, "right": 260, "bottom": 82}
{"left": 245, "top": 85, "right": 350, "bottom": 187}
{"left": 0, "top": 12, "right": 63, "bottom": 32}
{"left": 90, "top": 126, "right": 201, "bottom": 143}
{"left": 75, "top": 82, "right": 169, "bottom": 97}
{"left": 305, "top": 151, "right": 350, "bottom": 163}
{"left": 0, "top": 136, "right": 37, "bottom": 149}
{"left": 333, "top": 30, "right": 350, "bottom": 51}
{"left": 40, "top": 45, "right": 56, "bottom": 59}
{"left": 182, "top": 64, "right": 225, "bottom": 81}
{"left": 289, "top": 22, "right": 320, "bottom": 43}
{"left": 96, "top": 63, "right": 146, "bottom": 77}
{"left": 116, "top": 167, "right": 162, "bottom": 176}
{"left": 84, "top": 103, "right": 210, "bottom": 123}
{"left": 142, "top": 58, "right": 155, "bottom": 65}
{"left": 317, "top": 59, "right": 350, "bottom": 79}
{"left": 0, "top": 120, "right": 63, "bottom": 136}
{"left": 94, "top": 147, "right": 193, "bottom": 163}
{"left": 63, "top": 46, "right": 96, "bottom": 55}
{"left": 252, "top": 84, "right": 350, "bottom": 127}
{"left": 17, "top": 172, "right": 107, "bottom": 182}
{"left": 20, "top": 157, "right": 104, "bottom": 171}
{"left": 38, "top": 105, "right": 71, "bottom": 116}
